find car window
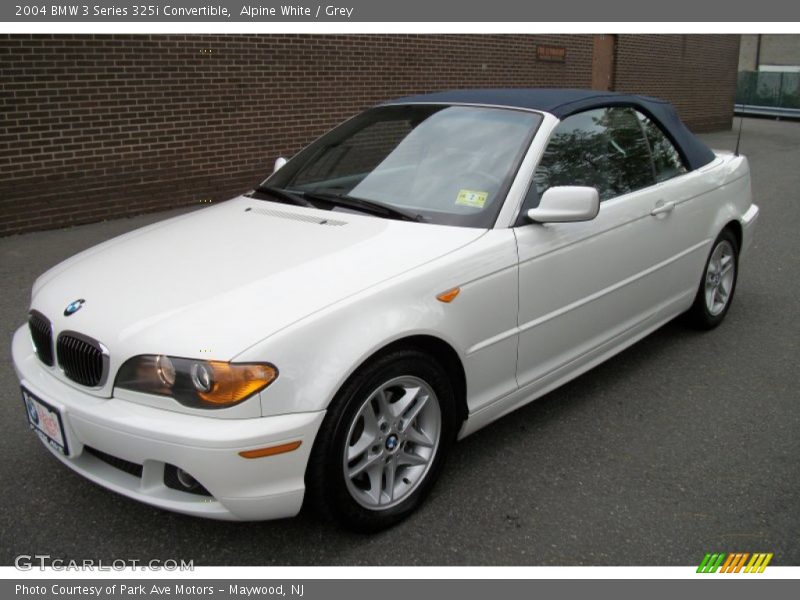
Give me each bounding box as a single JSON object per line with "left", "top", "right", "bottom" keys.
{"left": 267, "top": 105, "right": 543, "bottom": 228}
{"left": 529, "top": 107, "right": 657, "bottom": 206}
{"left": 635, "top": 111, "right": 688, "bottom": 182}
{"left": 291, "top": 120, "right": 414, "bottom": 187}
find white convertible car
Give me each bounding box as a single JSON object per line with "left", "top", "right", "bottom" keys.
{"left": 13, "top": 89, "right": 758, "bottom": 531}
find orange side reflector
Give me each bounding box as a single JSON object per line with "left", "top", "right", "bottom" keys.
{"left": 436, "top": 287, "right": 461, "bottom": 303}
{"left": 239, "top": 441, "right": 301, "bottom": 459}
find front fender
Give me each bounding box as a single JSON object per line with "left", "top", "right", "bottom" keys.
{"left": 235, "top": 230, "right": 520, "bottom": 418}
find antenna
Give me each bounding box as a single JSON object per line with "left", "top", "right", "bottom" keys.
{"left": 735, "top": 73, "right": 754, "bottom": 156}
{"left": 734, "top": 104, "right": 745, "bottom": 156}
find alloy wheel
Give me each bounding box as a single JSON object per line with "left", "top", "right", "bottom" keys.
{"left": 704, "top": 239, "right": 736, "bottom": 316}
{"left": 343, "top": 375, "right": 441, "bottom": 510}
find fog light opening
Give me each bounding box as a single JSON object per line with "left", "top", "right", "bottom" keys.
{"left": 163, "top": 464, "right": 212, "bottom": 497}
{"left": 176, "top": 468, "right": 200, "bottom": 491}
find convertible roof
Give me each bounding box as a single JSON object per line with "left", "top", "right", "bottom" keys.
{"left": 384, "top": 88, "right": 716, "bottom": 171}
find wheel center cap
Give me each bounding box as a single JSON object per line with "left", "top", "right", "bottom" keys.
{"left": 385, "top": 434, "right": 400, "bottom": 452}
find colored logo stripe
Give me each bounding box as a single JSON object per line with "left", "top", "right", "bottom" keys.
{"left": 697, "top": 553, "right": 726, "bottom": 573}
{"left": 720, "top": 553, "right": 749, "bottom": 573}
{"left": 745, "top": 553, "right": 773, "bottom": 573}
{"left": 697, "top": 552, "right": 773, "bottom": 573}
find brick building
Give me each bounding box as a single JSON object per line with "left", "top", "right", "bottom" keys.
{"left": 0, "top": 34, "right": 740, "bottom": 236}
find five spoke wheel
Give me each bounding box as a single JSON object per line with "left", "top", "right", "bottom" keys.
{"left": 343, "top": 376, "right": 441, "bottom": 510}
{"left": 687, "top": 228, "right": 739, "bottom": 329}
{"left": 304, "top": 348, "right": 455, "bottom": 531}
{"left": 704, "top": 239, "right": 736, "bottom": 316}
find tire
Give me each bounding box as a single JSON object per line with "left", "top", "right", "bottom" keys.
{"left": 304, "top": 349, "right": 457, "bottom": 532}
{"left": 686, "top": 228, "right": 739, "bottom": 330}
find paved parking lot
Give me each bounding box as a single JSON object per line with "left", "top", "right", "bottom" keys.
{"left": 0, "top": 118, "right": 798, "bottom": 566}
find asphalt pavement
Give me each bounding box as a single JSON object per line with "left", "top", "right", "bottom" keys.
{"left": 0, "top": 117, "right": 798, "bottom": 566}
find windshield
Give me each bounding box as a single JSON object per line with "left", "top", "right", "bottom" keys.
{"left": 262, "top": 104, "right": 543, "bottom": 228}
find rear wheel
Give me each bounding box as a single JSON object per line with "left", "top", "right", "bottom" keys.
{"left": 687, "top": 228, "right": 739, "bottom": 329}
{"left": 305, "top": 349, "right": 457, "bottom": 532}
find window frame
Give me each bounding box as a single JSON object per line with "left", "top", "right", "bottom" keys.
{"left": 513, "top": 104, "right": 690, "bottom": 227}
{"left": 632, "top": 108, "right": 689, "bottom": 184}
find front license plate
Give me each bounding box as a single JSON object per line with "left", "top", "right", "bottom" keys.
{"left": 21, "top": 387, "right": 69, "bottom": 455}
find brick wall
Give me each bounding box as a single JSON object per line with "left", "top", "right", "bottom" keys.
{"left": 1, "top": 34, "right": 737, "bottom": 236}
{"left": 614, "top": 34, "right": 740, "bottom": 133}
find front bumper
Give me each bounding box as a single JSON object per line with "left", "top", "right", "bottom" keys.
{"left": 12, "top": 326, "right": 325, "bottom": 521}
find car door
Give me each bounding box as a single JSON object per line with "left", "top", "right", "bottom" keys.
{"left": 513, "top": 106, "right": 695, "bottom": 391}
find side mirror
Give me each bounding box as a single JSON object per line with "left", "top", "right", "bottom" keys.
{"left": 527, "top": 186, "right": 600, "bottom": 223}
{"left": 273, "top": 157, "right": 288, "bottom": 173}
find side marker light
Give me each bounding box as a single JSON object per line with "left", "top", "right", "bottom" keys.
{"left": 239, "top": 441, "right": 302, "bottom": 459}
{"left": 436, "top": 287, "right": 461, "bottom": 303}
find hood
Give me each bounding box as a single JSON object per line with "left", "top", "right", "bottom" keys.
{"left": 31, "top": 196, "right": 485, "bottom": 361}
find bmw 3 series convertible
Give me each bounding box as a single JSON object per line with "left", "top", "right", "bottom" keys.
{"left": 13, "top": 89, "right": 759, "bottom": 531}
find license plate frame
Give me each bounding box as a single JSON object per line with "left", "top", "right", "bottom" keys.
{"left": 21, "top": 386, "right": 69, "bottom": 456}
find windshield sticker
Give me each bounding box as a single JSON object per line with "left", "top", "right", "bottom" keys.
{"left": 455, "top": 189, "right": 488, "bottom": 208}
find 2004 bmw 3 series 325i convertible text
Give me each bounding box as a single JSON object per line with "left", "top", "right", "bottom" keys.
{"left": 13, "top": 89, "right": 759, "bottom": 531}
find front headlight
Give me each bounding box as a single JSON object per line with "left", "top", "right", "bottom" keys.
{"left": 115, "top": 355, "right": 278, "bottom": 409}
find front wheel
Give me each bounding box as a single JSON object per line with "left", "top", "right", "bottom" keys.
{"left": 686, "top": 228, "right": 739, "bottom": 329}
{"left": 304, "top": 349, "right": 457, "bottom": 532}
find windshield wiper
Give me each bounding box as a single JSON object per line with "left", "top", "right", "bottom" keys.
{"left": 251, "top": 185, "right": 315, "bottom": 208}
{"left": 252, "top": 185, "right": 423, "bottom": 222}
{"left": 301, "top": 190, "right": 423, "bottom": 222}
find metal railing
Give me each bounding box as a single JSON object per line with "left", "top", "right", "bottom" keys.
{"left": 736, "top": 70, "right": 800, "bottom": 118}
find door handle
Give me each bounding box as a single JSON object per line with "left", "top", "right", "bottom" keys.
{"left": 650, "top": 200, "right": 676, "bottom": 216}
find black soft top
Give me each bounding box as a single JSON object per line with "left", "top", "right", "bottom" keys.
{"left": 384, "top": 88, "right": 716, "bottom": 171}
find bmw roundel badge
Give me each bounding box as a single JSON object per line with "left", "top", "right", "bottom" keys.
{"left": 26, "top": 399, "right": 39, "bottom": 425}
{"left": 64, "top": 298, "right": 85, "bottom": 316}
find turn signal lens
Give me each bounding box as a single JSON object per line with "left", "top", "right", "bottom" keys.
{"left": 115, "top": 355, "right": 278, "bottom": 409}
{"left": 436, "top": 287, "right": 461, "bottom": 303}
{"left": 239, "top": 441, "right": 302, "bottom": 459}
{"left": 197, "top": 361, "right": 278, "bottom": 405}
